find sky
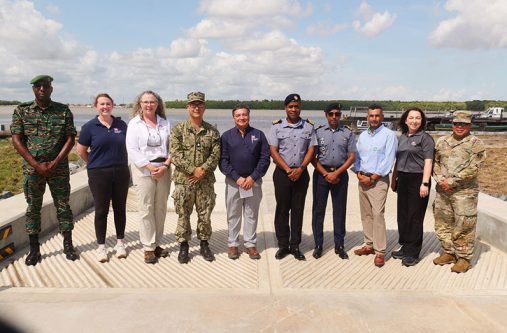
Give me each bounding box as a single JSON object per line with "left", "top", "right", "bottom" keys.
{"left": 1, "top": 0, "right": 507, "bottom": 104}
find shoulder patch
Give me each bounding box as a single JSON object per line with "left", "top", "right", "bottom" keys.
{"left": 272, "top": 119, "right": 282, "bottom": 125}
{"left": 305, "top": 118, "right": 314, "bottom": 126}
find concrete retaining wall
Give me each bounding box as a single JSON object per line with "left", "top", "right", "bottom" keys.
{"left": 476, "top": 193, "right": 507, "bottom": 253}
{"left": 0, "top": 171, "right": 93, "bottom": 255}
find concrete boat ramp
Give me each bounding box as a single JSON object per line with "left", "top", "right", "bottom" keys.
{"left": 1, "top": 165, "right": 506, "bottom": 332}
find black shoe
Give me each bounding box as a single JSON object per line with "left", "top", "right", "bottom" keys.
{"left": 62, "top": 231, "right": 79, "bottom": 261}
{"left": 200, "top": 240, "right": 215, "bottom": 262}
{"left": 312, "top": 246, "right": 323, "bottom": 259}
{"left": 392, "top": 248, "right": 404, "bottom": 260}
{"left": 154, "top": 246, "right": 169, "bottom": 258}
{"left": 25, "top": 234, "right": 41, "bottom": 266}
{"left": 178, "top": 242, "right": 190, "bottom": 264}
{"left": 335, "top": 246, "right": 349, "bottom": 260}
{"left": 402, "top": 256, "right": 419, "bottom": 267}
{"left": 275, "top": 247, "right": 290, "bottom": 260}
{"left": 290, "top": 247, "right": 306, "bottom": 261}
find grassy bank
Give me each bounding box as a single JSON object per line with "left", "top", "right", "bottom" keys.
{"left": 0, "top": 138, "right": 23, "bottom": 194}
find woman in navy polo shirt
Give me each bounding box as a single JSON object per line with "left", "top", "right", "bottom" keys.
{"left": 391, "top": 107, "right": 435, "bottom": 267}
{"left": 77, "top": 93, "right": 130, "bottom": 263}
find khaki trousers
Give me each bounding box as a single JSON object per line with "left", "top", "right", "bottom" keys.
{"left": 132, "top": 166, "right": 172, "bottom": 251}
{"left": 358, "top": 176, "right": 389, "bottom": 254}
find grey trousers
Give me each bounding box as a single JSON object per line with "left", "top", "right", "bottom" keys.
{"left": 225, "top": 177, "right": 262, "bottom": 248}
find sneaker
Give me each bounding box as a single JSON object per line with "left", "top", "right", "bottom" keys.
{"left": 391, "top": 247, "right": 404, "bottom": 260}
{"left": 114, "top": 242, "right": 127, "bottom": 259}
{"left": 144, "top": 251, "right": 158, "bottom": 264}
{"left": 402, "top": 256, "right": 419, "bottom": 267}
{"left": 96, "top": 247, "right": 108, "bottom": 263}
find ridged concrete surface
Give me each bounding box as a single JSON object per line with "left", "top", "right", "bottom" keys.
{"left": 1, "top": 166, "right": 507, "bottom": 292}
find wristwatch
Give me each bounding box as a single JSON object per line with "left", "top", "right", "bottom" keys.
{"left": 422, "top": 182, "right": 429, "bottom": 187}
{"left": 300, "top": 165, "right": 306, "bottom": 170}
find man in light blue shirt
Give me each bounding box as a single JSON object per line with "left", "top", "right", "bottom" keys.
{"left": 353, "top": 104, "right": 397, "bottom": 267}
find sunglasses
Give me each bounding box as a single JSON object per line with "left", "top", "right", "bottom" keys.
{"left": 327, "top": 111, "right": 342, "bottom": 117}
{"left": 453, "top": 122, "right": 470, "bottom": 127}
{"left": 33, "top": 83, "right": 51, "bottom": 89}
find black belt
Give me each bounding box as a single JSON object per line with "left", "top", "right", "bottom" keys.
{"left": 322, "top": 165, "right": 338, "bottom": 172}
{"left": 358, "top": 171, "right": 373, "bottom": 177}
{"left": 150, "top": 157, "right": 167, "bottom": 163}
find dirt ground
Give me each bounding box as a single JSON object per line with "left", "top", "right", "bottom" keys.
{"left": 432, "top": 134, "right": 507, "bottom": 199}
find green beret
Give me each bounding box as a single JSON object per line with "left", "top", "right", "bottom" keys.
{"left": 30, "top": 75, "right": 53, "bottom": 85}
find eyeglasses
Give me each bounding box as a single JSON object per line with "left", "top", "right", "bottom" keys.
{"left": 141, "top": 101, "right": 158, "bottom": 105}
{"left": 327, "top": 111, "right": 342, "bottom": 117}
{"left": 188, "top": 102, "right": 205, "bottom": 109}
{"left": 453, "top": 122, "right": 470, "bottom": 127}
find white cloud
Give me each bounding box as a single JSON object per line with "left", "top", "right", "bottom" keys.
{"left": 352, "top": 1, "right": 396, "bottom": 37}
{"left": 306, "top": 22, "right": 348, "bottom": 37}
{"left": 429, "top": 0, "right": 507, "bottom": 49}
{"left": 198, "top": 0, "right": 312, "bottom": 18}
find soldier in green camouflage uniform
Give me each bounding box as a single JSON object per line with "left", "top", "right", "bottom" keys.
{"left": 432, "top": 111, "right": 486, "bottom": 273}
{"left": 170, "top": 92, "right": 220, "bottom": 263}
{"left": 10, "top": 75, "right": 79, "bottom": 266}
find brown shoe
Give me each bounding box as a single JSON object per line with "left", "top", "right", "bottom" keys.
{"left": 354, "top": 246, "right": 375, "bottom": 256}
{"left": 451, "top": 258, "right": 471, "bottom": 273}
{"left": 374, "top": 254, "right": 385, "bottom": 267}
{"left": 228, "top": 246, "right": 239, "bottom": 260}
{"left": 433, "top": 253, "right": 456, "bottom": 266}
{"left": 245, "top": 247, "right": 261, "bottom": 260}
{"left": 154, "top": 246, "right": 169, "bottom": 258}
{"left": 144, "top": 250, "right": 157, "bottom": 264}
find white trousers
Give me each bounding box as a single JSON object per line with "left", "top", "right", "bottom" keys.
{"left": 225, "top": 177, "right": 262, "bottom": 248}
{"left": 132, "top": 166, "right": 171, "bottom": 251}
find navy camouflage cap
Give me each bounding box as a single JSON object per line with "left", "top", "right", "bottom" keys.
{"left": 284, "top": 93, "right": 301, "bottom": 105}
{"left": 452, "top": 111, "right": 472, "bottom": 123}
{"left": 187, "top": 91, "right": 205, "bottom": 103}
{"left": 30, "top": 75, "right": 53, "bottom": 85}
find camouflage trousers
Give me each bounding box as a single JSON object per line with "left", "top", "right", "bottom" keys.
{"left": 23, "top": 166, "right": 73, "bottom": 235}
{"left": 433, "top": 190, "right": 478, "bottom": 260}
{"left": 171, "top": 183, "right": 216, "bottom": 243}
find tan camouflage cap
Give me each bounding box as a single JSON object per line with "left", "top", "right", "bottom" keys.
{"left": 187, "top": 91, "right": 205, "bottom": 103}
{"left": 452, "top": 110, "right": 472, "bottom": 123}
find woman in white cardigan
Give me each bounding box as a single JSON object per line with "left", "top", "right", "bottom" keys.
{"left": 126, "top": 91, "right": 171, "bottom": 264}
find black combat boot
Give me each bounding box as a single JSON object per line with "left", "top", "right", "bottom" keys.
{"left": 62, "top": 231, "right": 79, "bottom": 261}
{"left": 178, "top": 241, "right": 190, "bottom": 264}
{"left": 200, "top": 240, "right": 215, "bottom": 262}
{"left": 25, "top": 234, "right": 41, "bottom": 266}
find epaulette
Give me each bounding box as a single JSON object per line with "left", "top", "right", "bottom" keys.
{"left": 344, "top": 124, "right": 352, "bottom": 131}
{"left": 272, "top": 119, "right": 282, "bottom": 125}
{"left": 315, "top": 124, "right": 324, "bottom": 131}
{"left": 305, "top": 118, "right": 315, "bottom": 126}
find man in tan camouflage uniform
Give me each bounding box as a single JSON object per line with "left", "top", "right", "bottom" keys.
{"left": 170, "top": 92, "right": 220, "bottom": 264}
{"left": 433, "top": 111, "right": 486, "bottom": 273}
{"left": 11, "top": 75, "right": 78, "bottom": 266}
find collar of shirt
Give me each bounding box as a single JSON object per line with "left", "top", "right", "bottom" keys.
{"left": 234, "top": 125, "right": 252, "bottom": 136}
{"left": 29, "top": 100, "right": 54, "bottom": 112}
{"left": 324, "top": 124, "right": 344, "bottom": 132}
{"left": 93, "top": 115, "right": 121, "bottom": 127}
{"left": 282, "top": 118, "right": 303, "bottom": 128}
{"left": 133, "top": 114, "right": 167, "bottom": 129}
{"left": 367, "top": 124, "right": 385, "bottom": 136}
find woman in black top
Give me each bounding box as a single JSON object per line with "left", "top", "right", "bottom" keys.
{"left": 391, "top": 107, "right": 435, "bottom": 266}
{"left": 77, "top": 93, "right": 130, "bottom": 263}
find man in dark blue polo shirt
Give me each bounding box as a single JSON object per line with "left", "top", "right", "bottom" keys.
{"left": 219, "top": 104, "right": 270, "bottom": 260}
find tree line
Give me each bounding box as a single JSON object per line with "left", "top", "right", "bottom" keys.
{"left": 2, "top": 99, "right": 506, "bottom": 111}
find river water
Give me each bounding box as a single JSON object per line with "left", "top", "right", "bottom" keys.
{"left": 0, "top": 106, "right": 334, "bottom": 134}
